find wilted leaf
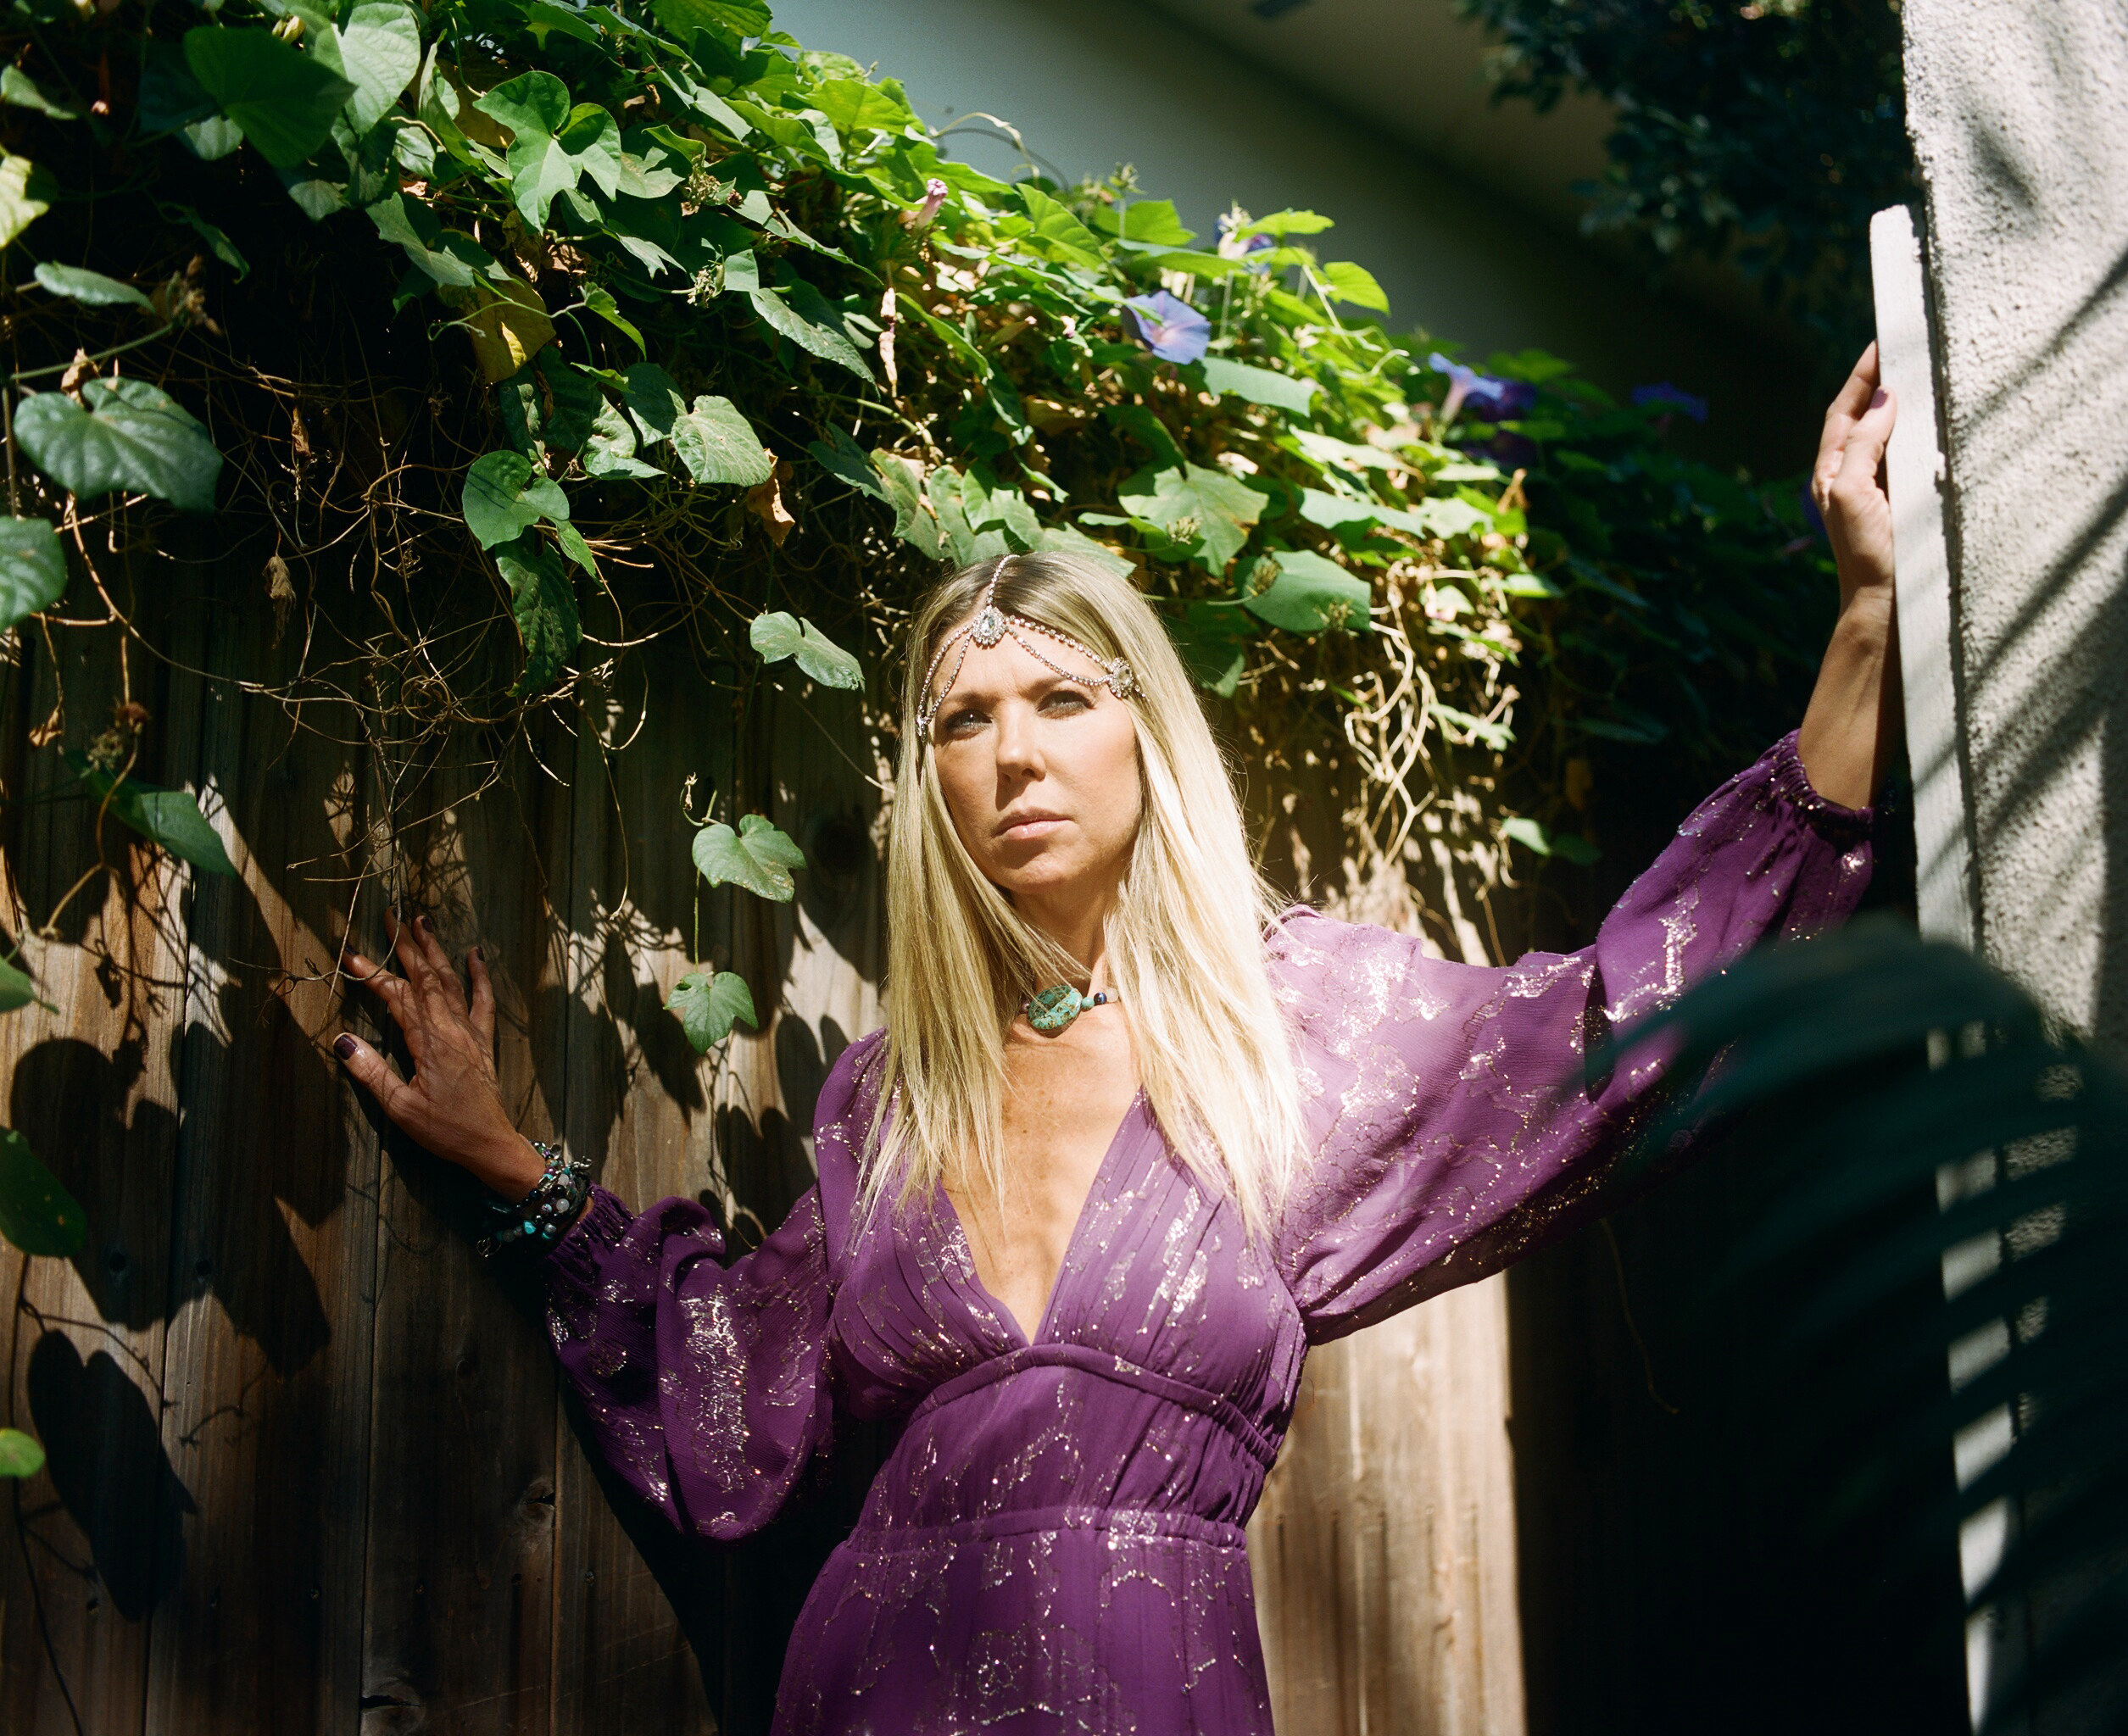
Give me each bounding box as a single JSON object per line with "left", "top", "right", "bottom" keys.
{"left": 33, "top": 264, "right": 154, "bottom": 310}
{"left": 17, "top": 379, "right": 223, "bottom": 513}
{"left": 746, "top": 462, "right": 795, "bottom": 544}
{"left": 462, "top": 279, "right": 554, "bottom": 382}
{"left": 0, "top": 517, "right": 65, "bottom": 632}
{"left": 184, "top": 26, "right": 357, "bottom": 169}
{"left": 1235, "top": 548, "right": 1372, "bottom": 633}
{"left": 67, "top": 753, "right": 240, "bottom": 876}
{"left": 0, "top": 153, "right": 52, "bottom": 249}
{"left": 493, "top": 537, "right": 579, "bottom": 695}
{"left": 461, "top": 450, "right": 570, "bottom": 548}
{"left": 692, "top": 812, "right": 805, "bottom": 901}
{"left": 0, "top": 1128, "right": 85, "bottom": 1256}
{"left": 0, "top": 1428, "right": 43, "bottom": 1478}
{"left": 750, "top": 610, "right": 862, "bottom": 689}
{"left": 336, "top": 1, "right": 421, "bottom": 134}
{"left": 666, "top": 968, "right": 757, "bottom": 1053}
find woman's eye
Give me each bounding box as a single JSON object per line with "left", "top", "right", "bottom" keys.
{"left": 1042, "top": 690, "right": 1089, "bottom": 714}
{"left": 941, "top": 708, "right": 986, "bottom": 737}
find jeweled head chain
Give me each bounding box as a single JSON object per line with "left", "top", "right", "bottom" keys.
{"left": 915, "top": 559, "right": 1143, "bottom": 737}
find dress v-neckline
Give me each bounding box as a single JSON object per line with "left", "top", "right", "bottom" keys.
{"left": 939, "top": 1086, "right": 1149, "bottom": 1349}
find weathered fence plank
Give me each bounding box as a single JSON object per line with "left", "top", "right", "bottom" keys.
{"left": 145, "top": 600, "right": 381, "bottom": 1736}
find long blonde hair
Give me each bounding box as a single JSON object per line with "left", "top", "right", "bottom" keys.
{"left": 868, "top": 551, "right": 1309, "bottom": 1237}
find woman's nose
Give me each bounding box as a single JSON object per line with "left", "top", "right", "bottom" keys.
{"left": 992, "top": 701, "right": 1043, "bottom": 776}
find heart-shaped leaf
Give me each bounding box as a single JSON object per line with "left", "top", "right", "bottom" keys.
{"left": 493, "top": 537, "right": 579, "bottom": 695}
{"left": 335, "top": 1, "right": 421, "bottom": 134}
{"left": 461, "top": 450, "right": 570, "bottom": 548}
{"left": 0, "top": 1427, "right": 44, "bottom": 1478}
{"left": 32, "top": 264, "right": 153, "bottom": 310}
{"left": 17, "top": 379, "right": 223, "bottom": 514}
{"left": 692, "top": 813, "right": 805, "bottom": 902}
{"left": 666, "top": 968, "right": 757, "bottom": 1053}
{"left": 749, "top": 611, "right": 862, "bottom": 689}
{"left": 69, "top": 754, "right": 240, "bottom": 876}
{"left": 1118, "top": 463, "right": 1267, "bottom": 576}
{"left": 184, "top": 26, "right": 357, "bottom": 169}
{"left": 670, "top": 394, "right": 772, "bottom": 487}
{"left": 0, "top": 1128, "right": 85, "bottom": 1256}
{"left": 0, "top": 517, "right": 65, "bottom": 632}
{"left": 1235, "top": 548, "right": 1372, "bottom": 634}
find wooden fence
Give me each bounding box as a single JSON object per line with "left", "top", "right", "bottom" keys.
{"left": 0, "top": 554, "right": 1541, "bottom": 1734}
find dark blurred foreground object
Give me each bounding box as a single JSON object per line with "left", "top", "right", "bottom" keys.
{"left": 1599, "top": 915, "right": 2128, "bottom": 1732}
{"left": 1458, "top": 0, "right": 1910, "bottom": 358}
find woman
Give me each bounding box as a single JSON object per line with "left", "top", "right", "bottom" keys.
{"left": 335, "top": 350, "right": 1901, "bottom": 1733}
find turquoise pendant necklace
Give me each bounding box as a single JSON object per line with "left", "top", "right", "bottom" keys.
{"left": 1023, "top": 983, "right": 1119, "bottom": 1033}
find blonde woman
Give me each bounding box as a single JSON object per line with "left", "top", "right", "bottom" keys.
{"left": 337, "top": 353, "right": 1900, "bottom": 1732}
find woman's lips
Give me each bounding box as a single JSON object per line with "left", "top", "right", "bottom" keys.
{"left": 996, "top": 813, "right": 1067, "bottom": 840}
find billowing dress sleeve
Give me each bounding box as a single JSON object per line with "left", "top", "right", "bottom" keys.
{"left": 1272, "top": 731, "right": 1875, "bottom": 1344}
{"left": 532, "top": 1038, "right": 883, "bottom": 1540}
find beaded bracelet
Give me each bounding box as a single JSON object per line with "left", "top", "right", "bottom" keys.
{"left": 476, "top": 1140, "right": 591, "bottom": 1259}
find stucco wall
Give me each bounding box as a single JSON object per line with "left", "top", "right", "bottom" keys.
{"left": 1903, "top": 0, "right": 2128, "bottom": 1049}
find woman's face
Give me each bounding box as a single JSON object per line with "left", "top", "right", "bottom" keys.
{"left": 926, "top": 618, "right": 1143, "bottom": 907}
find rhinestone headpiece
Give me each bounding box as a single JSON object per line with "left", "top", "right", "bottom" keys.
{"left": 916, "top": 560, "right": 1141, "bottom": 735}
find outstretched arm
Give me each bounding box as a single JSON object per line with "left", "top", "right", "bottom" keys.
{"left": 1797, "top": 342, "right": 1901, "bottom": 810}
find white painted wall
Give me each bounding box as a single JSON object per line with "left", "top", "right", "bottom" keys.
{"left": 777, "top": 0, "right": 1822, "bottom": 474}
{"left": 1903, "top": 0, "right": 2128, "bottom": 1051}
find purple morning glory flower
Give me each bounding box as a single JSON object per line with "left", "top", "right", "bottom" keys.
{"left": 1631, "top": 381, "right": 1710, "bottom": 422}
{"left": 1123, "top": 290, "right": 1211, "bottom": 364}
{"left": 1428, "top": 352, "right": 1535, "bottom": 425}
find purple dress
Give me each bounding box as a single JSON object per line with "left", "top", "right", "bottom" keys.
{"left": 537, "top": 734, "right": 1872, "bottom": 1733}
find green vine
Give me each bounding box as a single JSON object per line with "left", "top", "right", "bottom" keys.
{"left": 0, "top": 0, "right": 1836, "bottom": 1380}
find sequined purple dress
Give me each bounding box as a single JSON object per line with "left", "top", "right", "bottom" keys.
{"left": 537, "top": 735, "right": 1872, "bottom": 1733}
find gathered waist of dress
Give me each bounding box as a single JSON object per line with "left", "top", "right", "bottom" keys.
{"left": 903, "top": 1341, "right": 1281, "bottom": 1472}
{"left": 844, "top": 1502, "right": 1248, "bottom": 1554}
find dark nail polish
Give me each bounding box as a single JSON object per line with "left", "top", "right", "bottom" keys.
{"left": 334, "top": 1034, "right": 358, "bottom": 1060}
{"left": 472, "top": 946, "right": 486, "bottom": 964}
{"left": 417, "top": 914, "right": 434, "bottom": 933}
{"left": 1869, "top": 387, "right": 1888, "bottom": 409}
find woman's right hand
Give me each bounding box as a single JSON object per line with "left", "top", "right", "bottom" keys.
{"left": 334, "top": 911, "right": 544, "bottom": 1199}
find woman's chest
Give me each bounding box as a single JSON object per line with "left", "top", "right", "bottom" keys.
{"left": 827, "top": 1112, "right": 1306, "bottom": 1430}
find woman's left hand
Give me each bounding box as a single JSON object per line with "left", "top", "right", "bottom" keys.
{"left": 1796, "top": 343, "right": 1902, "bottom": 809}
{"left": 1811, "top": 342, "right": 1898, "bottom": 610}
